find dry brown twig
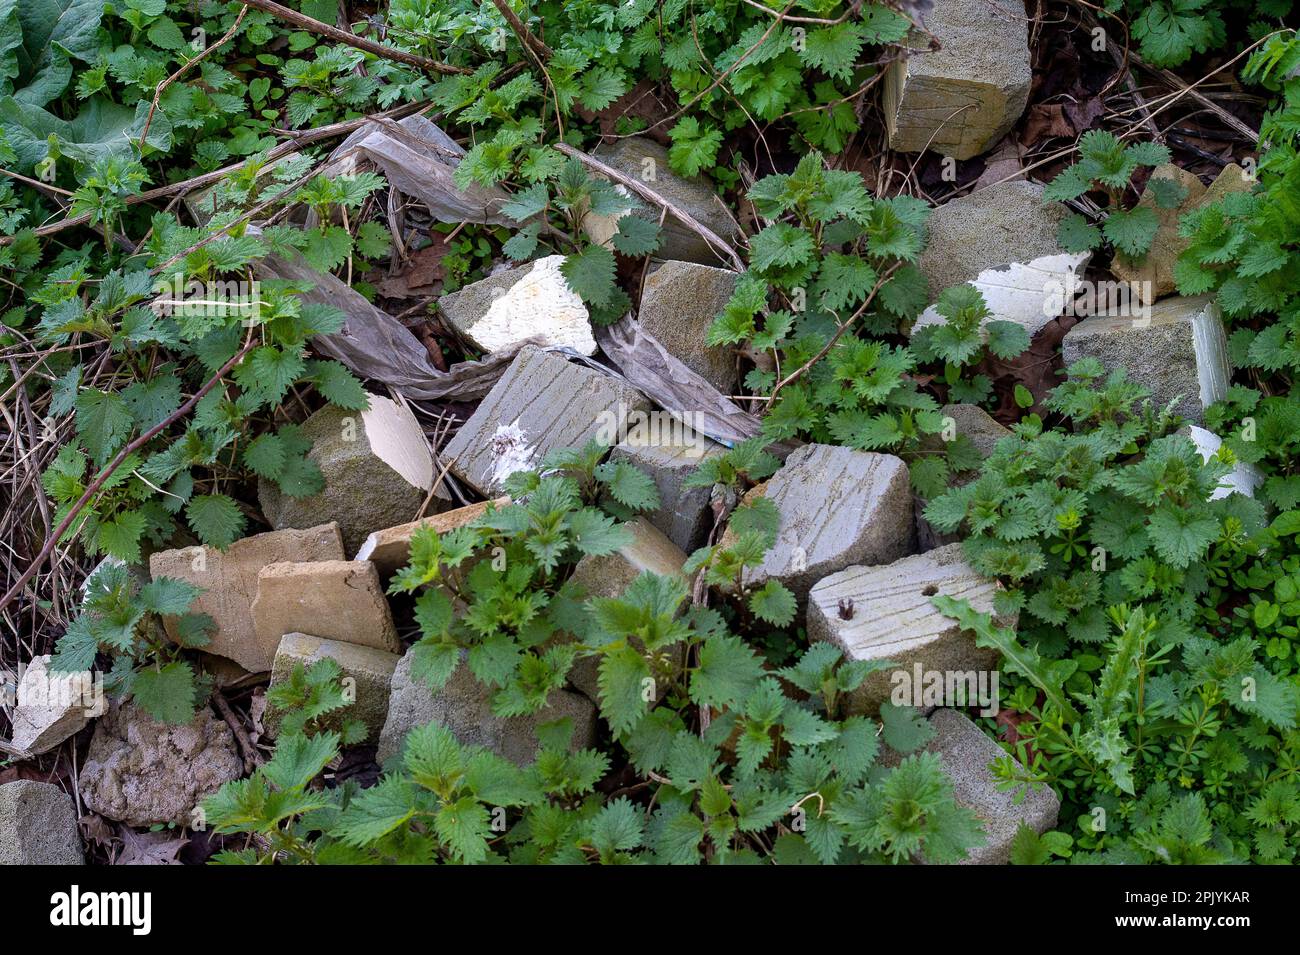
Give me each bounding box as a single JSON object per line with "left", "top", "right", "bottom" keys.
{"left": 554, "top": 143, "right": 746, "bottom": 270}
{"left": 139, "top": 5, "right": 250, "bottom": 149}
{"left": 237, "top": 0, "right": 468, "bottom": 75}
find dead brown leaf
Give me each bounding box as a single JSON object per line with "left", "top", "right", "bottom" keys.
{"left": 115, "top": 826, "right": 187, "bottom": 866}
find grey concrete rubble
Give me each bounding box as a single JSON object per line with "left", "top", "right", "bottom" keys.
{"left": 1061, "top": 294, "right": 1230, "bottom": 424}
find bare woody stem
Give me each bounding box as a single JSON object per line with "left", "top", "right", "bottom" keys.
{"left": 488, "top": 0, "right": 553, "bottom": 60}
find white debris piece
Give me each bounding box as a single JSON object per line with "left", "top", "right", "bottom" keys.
{"left": 1186, "top": 426, "right": 1263, "bottom": 501}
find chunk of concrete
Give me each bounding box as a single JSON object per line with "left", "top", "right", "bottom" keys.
{"left": 258, "top": 394, "right": 436, "bottom": 555}
{"left": 1113, "top": 164, "right": 1253, "bottom": 304}
{"left": 807, "top": 543, "right": 1010, "bottom": 714}
{"left": 356, "top": 497, "right": 509, "bottom": 576}
{"left": 566, "top": 516, "right": 689, "bottom": 701}
{"left": 0, "top": 780, "right": 84, "bottom": 864}
{"left": 609, "top": 432, "right": 725, "bottom": 552}
{"left": 79, "top": 700, "right": 243, "bottom": 827}
{"left": 7, "top": 655, "right": 97, "bottom": 756}
{"left": 882, "top": 0, "right": 1032, "bottom": 159}
{"left": 377, "top": 649, "right": 598, "bottom": 767}
{"left": 251, "top": 560, "right": 399, "bottom": 657}
{"left": 440, "top": 345, "right": 651, "bottom": 495}
{"left": 916, "top": 708, "right": 1059, "bottom": 864}
{"left": 266, "top": 633, "right": 400, "bottom": 740}
{"left": 915, "top": 404, "right": 1010, "bottom": 551}
{"left": 638, "top": 260, "right": 738, "bottom": 394}
{"left": 737, "top": 444, "right": 913, "bottom": 600}
{"left": 913, "top": 181, "right": 1089, "bottom": 338}
{"left": 1061, "top": 294, "right": 1230, "bottom": 423}
{"left": 149, "top": 523, "right": 346, "bottom": 673}
{"left": 1186, "top": 426, "right": 1263, "bottom": 501}
{"left": 438, "top": 255, "right": 596, "bottom": 356}
{"left": 586, "top": 137, "right": 741, "bottom": 266}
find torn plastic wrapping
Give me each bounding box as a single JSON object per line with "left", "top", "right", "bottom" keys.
{"left": 324, "top": 115, "right": 518, "bottom": 227}
{"left": 595, "top": 316, "right": 763, "bottom": 448}
{"left": 256, "top": 247, "right": 531, "bottom": 403}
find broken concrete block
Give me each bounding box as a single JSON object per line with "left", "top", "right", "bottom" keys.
{"left": 915, "top": 404, "right": 1010, "bottom": 551}
{"left": 609, "top": 433, "right": 725, "bottom": 552}
{"left": 356, "top": 497, "right": 509, "bottom": 576}
{"left": 7, "top": 655, "right": 98, "bottom": 756}
{"left": 440, "top": 345, "right": 651, "bottom": 495}
{"left": 0, "top": 780, "right": 84, "bottom": 864}
{"left": 438, "top": 255, "right": 596, "bottom": 356}
{"left": 638, "top": 260, "right": 738, "bottom": 394}
{"left": 377, "top": 649, "right": 598, "bottom": 767}
{"left": 737, "top": 444, "right": 913, "bottom": 600}
{"left": 1186, "top": 426, "right": 1263, "bottom": 501}
{"left": 586, "top": 137, "right": 742, "bottom": 266}
{"left": 1061, "top": 294, "right": 1230, "bottom": 424}
{"left": 79, "top": 700, "right": 243, "bottom": 827}
{"left": 882, "top": 0, "right": 1032, "bottom": 160}
{"left": 1113, "top": 163, "right": 1253, "bottom": 304}
{"left": 928, "top": 404, "right": 1010, "bottom": 459}
{"left": 807, "top": 543, "right": 1009, "bottom": 714}
{"left": 267, "top": 633, "right": 400, "bottom": 740}
{"left": 916, "top": 708, "right": 1059, "bottom": 864}
{"left": 913, "top": 182, "right": 1089, "bottom": 338}
{"left": 251, "top": 560, "right": 400, "bottom": 658}
{"left": 258, "top": 394, "right": 435, "bottom": 554}
{"left": 566, "top": 516, "right": 689, "bottom": 701}
{"left": 149, "top": 523, "right": 346, "bottom": 672}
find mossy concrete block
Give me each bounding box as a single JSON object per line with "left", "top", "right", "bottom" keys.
{"left": 0, "top": 780, "right": 84, "bottom": 865}
{"left": 586, "top": 137, "right": 741, "bottom": 266}
{"left": 1061, "top": 295, "right": 1229, "bottom": 424}
{"left": 566, "top": 516, "right": 688, "bottom": 701}
{"left": 441, "top": 345, "right": 651, "bottom": 495}
{"left": 807, "top": 544, "right": 1010, "bottom": 715}
{"left": 638, "top": 260, "right": 738, "bottom": 394}
{"left": 916, "top": 709, "right": 1059, "bottom": 864}
{"left": 609, "top": 432, "right": 725, "bottom": 552}
{"left": 882, "top": 0, "right": 1032, "bottom": 159}
{"left": 258, "top": 394, "right": 435, "bottom": 555}
{"left": 915, "top": 404, "right": 1010, "bottom": 551}
{"left": 266, "top": 633, "right": 400, "bottom": 741}
{"left": 377, "top": 649, "right": 598, "bottom": 767}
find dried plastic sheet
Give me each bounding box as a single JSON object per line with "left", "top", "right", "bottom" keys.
{"left": 258, "top": 249, "right": 529, "bottom": 403}
{"left": 325, "top": 115, "right": 517, "bottom": 227}
{"left": 595, "top": 315, "right": 763, "bottom": 448}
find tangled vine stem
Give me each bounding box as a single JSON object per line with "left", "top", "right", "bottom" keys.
{"left": 0, "top": 336, "right": 257, "bottom": 615}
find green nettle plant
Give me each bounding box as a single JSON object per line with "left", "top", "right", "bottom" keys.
{"left": 492, "top": 157, "right": 663, "bottom": 324}
{"left": 1044, "top": 130, "right": 1183, "bottom": 259}
{"left": 51, "top": 561, "right": 212, "bottom": 724}
{"left": 203, "top": 455, "right": 990, "bottom": 863}
{"left": 926, "top": 360, "right": 1300, "bottom": 862}
{"left": 910, "top": 284, "right": 1032, "bottom": 406}
{"left": 705, "top": 151, "right": 940, "bottom": 450}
